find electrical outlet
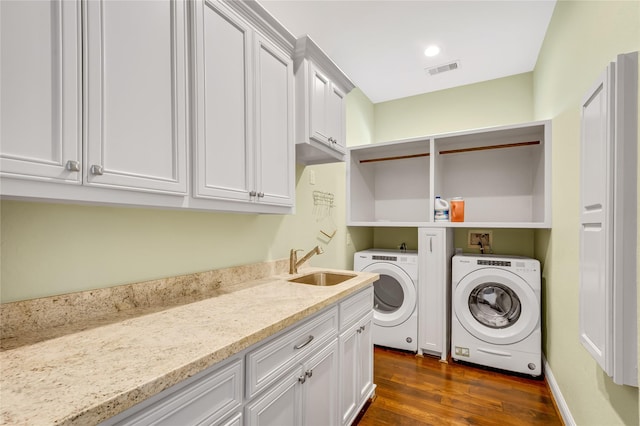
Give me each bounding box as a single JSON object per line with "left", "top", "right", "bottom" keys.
{"left": 468, "top": 230, "right": 493, "bottom": 248}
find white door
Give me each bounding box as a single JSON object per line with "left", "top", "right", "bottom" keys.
{"left": 245, "top": 370, "right": 301, "bottom": 426}
{"left": 254, "top": 34, "right": 294, "bottom": 207}
{"left": 453, "top": 269, "right": 539, "bottom": 346}
{"left": 327, "top": 84, "right": 346, "bottom": 153}
{"left": 360, "top": 263, "right": 416, "bottom": 328}
{"left": 0, "top": 0, "right": 81, "bottom": 183}
{"left": 309, "top": 64, "right": 330, "bottom": 145}
{"left": 84, "top": 0, "right": 187, "bottom": 194}
{"left": 338, "top": 322, "right": 359, "bottom": 425}
{"left": 356, "top": 314, "right": 374, "bottom": 404}
{"left": 301, "top": 340, "right": 338, "bottom": 426}
{"left": 192, "top": 0, "right": 253, "bottom": 202}
{"left": 579, "top": 65, "right": 614, "bottom": 372}
{"left": 418, "top": 229, "right": 446, "bottom": 355}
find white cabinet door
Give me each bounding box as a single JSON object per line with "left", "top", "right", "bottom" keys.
{"left": 301, "top": 340, "right": 339, "bottom": 426}
{"left": 418, "top": 227, "right": 454, "bottom": 360}
{"left": 579, "top": 52, "right": 638, "bottom": 387}
{"left": 84, "top": 0, "right": 187, "bottom": 194}
{"left": 245, "top": 369, "right": 301, "bottom": 426}
{"left": 339, "top": 313, "right": 373, "bottom": 426}
{"left": 327, "top": 84, "right": 346, "bottom": 154}
{"left": 309, "top": 64, "right": 331, "bottom": 145}
{"left": 579, "top": 65, "right": 614, "bottom": 373}
{"left": 192, "top": 0, "right": 253, "bottom": 202}
{"left": 254, "top": 34, "right": 294, "bottom": 207}
{"left": 357, "top": 315, "right": 374, "bottom": 404}
{"left": 0, "top": 0, "right": 81, "bottom": 183}
{"left": 338, "top": 324, "right": 358, "bottom": 425}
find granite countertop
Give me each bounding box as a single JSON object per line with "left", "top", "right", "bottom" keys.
{"left": 0, "top": 265, "right": 378, "bottom": 425}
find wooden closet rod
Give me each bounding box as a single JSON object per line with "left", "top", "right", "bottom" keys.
{"left": 438, "top": 140, "right": 540, "bottom": 155}
{"left": 359, "top": 140, "right": 540, "bottom": 164}
{"left": 359, "top": 152, "right": 430, "bottom": 164}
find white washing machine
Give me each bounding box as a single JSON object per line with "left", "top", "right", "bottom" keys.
{"left": 354, "top": 249, "right": 418, "bottom": 352}
{"left": 451, "top": 254, "right": 541, "bottom": 376}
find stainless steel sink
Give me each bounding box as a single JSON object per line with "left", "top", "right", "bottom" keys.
{"left": 288, "top": 272, "right": 356, "bottom": 286}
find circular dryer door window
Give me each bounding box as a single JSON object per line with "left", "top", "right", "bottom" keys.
{"left": 361, "top": 263, "right": 416, "bottom": 327}
{"left": 469, "top": 283, "right": 521, "bottom": 329}
{"left": 454, "top": 269, "right": 538, "bottom": 345}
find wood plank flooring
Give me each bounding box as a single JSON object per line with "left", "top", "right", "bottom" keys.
{"left": 355, "top": 346, "right": 563, "bottom": 426}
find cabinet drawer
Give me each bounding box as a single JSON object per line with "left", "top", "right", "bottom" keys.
{"left": 246, "top": 306, "right": 338, "bottom": 399}
{"left": 105, "top": 358, "right": 242, "bottom": 426}
{"left": 339, "top": 287, "right": 373, "bottom": 331}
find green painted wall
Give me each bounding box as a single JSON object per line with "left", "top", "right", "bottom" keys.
{"left": 374, "top": 72, "right": 534, "bottom": 142}
{"left": 0, "top": 89, "right": 375, "bottom": 303}
{"left": 532, "top": 1, "right": 639, "bottom": 425}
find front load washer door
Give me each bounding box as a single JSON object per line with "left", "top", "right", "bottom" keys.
{"left": 454, "top": 268, "right": 539, "bottom": 345}
{"left": 360, "top": 263, "right": 416, "bottom": 327}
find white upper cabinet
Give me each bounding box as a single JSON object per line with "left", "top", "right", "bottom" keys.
{"left": 294, "top": 36, "right": 355, "bottom": 165}
{"left": 347, "top": 120, "right": 552, "bottom": 228}
{"left": 0, "top": 0, "right": 81, "bottom": 183}
{"left": 192, "top": 0, "right": 253, "bottom": 203}
{"left": 84, "top": 0, "right": 188, "bottom": 194}
{"left": 254, "top": 34, "right": 295, "bottom": 207}
{"left": 191, "top": 0, "right": 295, "bottom": 212}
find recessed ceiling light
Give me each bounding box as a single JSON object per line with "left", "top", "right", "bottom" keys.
{"left": 424, "top": 45, "right": 441, "bottom": 57}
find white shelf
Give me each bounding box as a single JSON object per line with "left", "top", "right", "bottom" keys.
{"left": 347, "top": 120, "right": 551, "bottom": 229}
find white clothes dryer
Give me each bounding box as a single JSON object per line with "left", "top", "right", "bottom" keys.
{"left": 354, "top": 249, "right": 418, "bottom": 352}
{"left": 451, "top": 254, "right": 541, "bottom": 376}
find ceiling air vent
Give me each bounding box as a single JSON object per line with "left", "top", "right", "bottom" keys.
{"left": 425, "top": 60, "right": 460, "bottom": 76}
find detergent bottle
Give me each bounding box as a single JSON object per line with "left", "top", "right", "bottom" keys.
{"left": 450, "top": 197, "right": 465, "bottom": 222}
{"left": 434, "top": 196, "right": 450, "bottom": 222}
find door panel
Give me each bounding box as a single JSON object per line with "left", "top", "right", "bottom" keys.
{"left": 579, "top": 66, "right": 614, "bottom": 372}
{"left": 193, "top": 0, "right": 252, "bottom": 201}
{"left": 254, "top": 35, "right": 293, "bottom": 206}
{"left": 84, "top": 0, "right": 187, "bottom": 193}
{"left": 0, "top": 0, "right": 81, "bottom": 183}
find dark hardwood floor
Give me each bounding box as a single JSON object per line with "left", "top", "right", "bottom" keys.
{"left": 355, "top": 346, "right": 563, "bottom": 426}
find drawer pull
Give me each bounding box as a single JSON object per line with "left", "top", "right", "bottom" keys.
{"left": 294, "top": 335, "right": 314, "bottom": 350}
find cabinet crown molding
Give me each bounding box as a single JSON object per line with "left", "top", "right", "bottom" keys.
{"left": 224, "top": 0, "right": 296, "bottom": 54}
{"left": 294, "top": 35, "right": 355, "bottom": 93}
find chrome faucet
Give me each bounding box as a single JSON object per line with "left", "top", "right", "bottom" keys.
{"left": 289, "top": 246, "right": 324, "bottom": 274}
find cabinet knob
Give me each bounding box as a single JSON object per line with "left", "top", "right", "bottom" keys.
{"left": 305, "top": 369, "right": 313, "bottom": 378}
{"left": 298, "top": 375, "right": 306, "bottom": 384}
{"left": 65, "top": 160, "right": 81, "bottom": 172}
{"left": 249, "top": 191, "right": 257, "bottom": 197}
{"left": 257, "top": 192, "right": 265, "bottom": 198}
{"left": 90, "top": 165, "right": 104, "bottom": 176}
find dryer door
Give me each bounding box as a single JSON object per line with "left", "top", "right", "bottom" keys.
{"left": 360, "top": 263, "right": 416, "bottom": 327}
{"left": 454, "top": 268, "right": 539, "bottom": 345}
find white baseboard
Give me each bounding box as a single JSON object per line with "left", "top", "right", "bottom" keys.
{"left": 543, "top": 354, "right": 576, "bottom": 426}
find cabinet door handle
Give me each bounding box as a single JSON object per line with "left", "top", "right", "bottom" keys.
{"left": 305, "top": 369, "right": 313, "bottom": 378}
{"left": 90, "top": 165, "right": 104, "bottom": 176}
{"left": 360, "top": 325, "right": 366, "bottom": 332}
{"left": 430, "top": 237, "right": 433, "bottom": 253}
{"left": 65, "top": 160, "right": 80, "bottom": 172}
{"left": 298, "top": 375, "right": 306, "bottom": 384}
{"left": 257, "top": 192, "right": 264, "bottom": 198}
{"left": 249, "top": 191, "right": 257, "bottom": 197}
{"left": 294, "top": 335, "right": 314, "bottom": 350}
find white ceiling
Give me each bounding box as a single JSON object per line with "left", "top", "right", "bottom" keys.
{"left": 258, "top": 0, "right": 557, "bottom": 103}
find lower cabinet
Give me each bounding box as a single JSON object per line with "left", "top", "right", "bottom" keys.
{"left": 339, "top": 309, "right": 374, "bottom": 425}
{"left": 101, "top": 287, "right": 373, "bottom": 426}
{"left": 245, "top": 340, "right": 339, "bottom": 426}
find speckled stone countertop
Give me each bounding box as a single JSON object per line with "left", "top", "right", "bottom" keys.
{"left": 0, "top": 260, "right": 378, "bottom": 425}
